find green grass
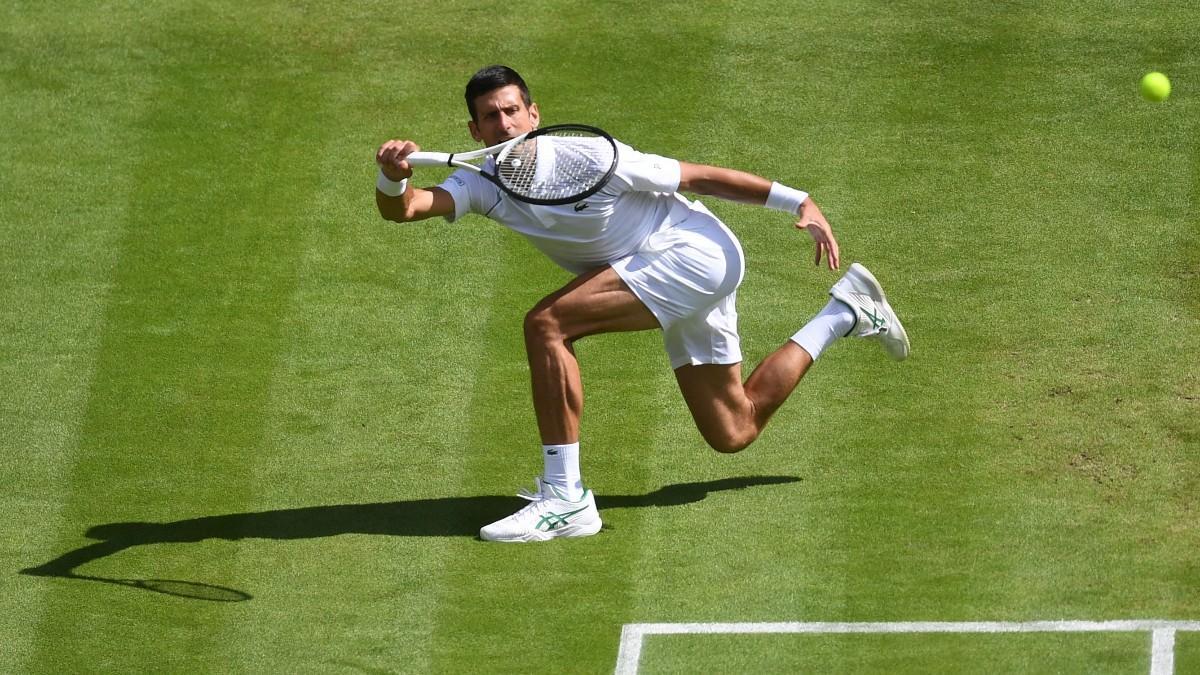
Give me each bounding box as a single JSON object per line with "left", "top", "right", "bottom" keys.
{"left": 2, "top": 0, "right": 1198, "bottom": 672}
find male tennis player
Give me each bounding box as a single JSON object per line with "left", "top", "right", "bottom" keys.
{"left": 375, "top": 65, "right": 909, "bottom": 542}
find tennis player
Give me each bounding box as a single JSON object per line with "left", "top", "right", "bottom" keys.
{"left": 375, "top": 65, "right": 909, "bottom": 542}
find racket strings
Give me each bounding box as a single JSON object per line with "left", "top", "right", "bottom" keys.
{"left": 496, "top": 131, "right": 615, "bottom": 202}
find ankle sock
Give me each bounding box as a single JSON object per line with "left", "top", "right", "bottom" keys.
{"left": 542, "top": 442, "right": 583, "bottom": 500}
{"left": 790, "top": 298, "right": 855, "bottom": 360}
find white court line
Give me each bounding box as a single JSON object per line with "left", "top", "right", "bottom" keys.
{"left": 1152, "top": 628, "right": 1177, "bottom": 675}
{"left": 615, "top": 620, "right": 1200, "bottom": 675}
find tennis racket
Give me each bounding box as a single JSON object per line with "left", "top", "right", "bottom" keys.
{"left": 405, "top": 124, "right": 618, "bottom": 206}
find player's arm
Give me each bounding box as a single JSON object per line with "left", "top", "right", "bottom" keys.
{"left": 374, "top": 139, "right": 456, "bottom": 223}
{"left": 677, "top": 162, "right": 775, "bottom": 206}
{"left": 677, "top": 161, "right": 840, "bottom": 269}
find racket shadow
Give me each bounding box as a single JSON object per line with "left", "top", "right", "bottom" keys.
{"left": 20, "top": 475, "right": 800, "bottom": 601}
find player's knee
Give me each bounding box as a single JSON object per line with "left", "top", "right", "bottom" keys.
{"left": 523, "top": 305, "right": 564, "bottom": 345}
{"left": 705, "top": 427, "right": 757, "bottom": 454}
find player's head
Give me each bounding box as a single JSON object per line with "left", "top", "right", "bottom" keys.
{"left": 465, "top": 65, "right": 539, "bottom": 146}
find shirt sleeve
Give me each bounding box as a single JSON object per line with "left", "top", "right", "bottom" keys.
{"left": 613, "top": 141, "right": 681, "bottom": 193}
{"left": 436, "top": 169, "right": 483, "bottom": 223}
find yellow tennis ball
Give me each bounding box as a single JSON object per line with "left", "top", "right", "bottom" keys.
{"left": 1140, "top": 72, "right": 1171, "bottom": 102}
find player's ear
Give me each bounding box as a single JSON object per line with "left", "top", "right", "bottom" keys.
{"left": 528, "top": 102, "right": 540, "bottom": 129}
{"left": 468, "top": 118, "right": 482, "bottom": 143}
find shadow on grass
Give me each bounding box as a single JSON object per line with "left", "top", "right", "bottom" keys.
{"left": 20, "top": 475, "right": 800, "bottom": 601}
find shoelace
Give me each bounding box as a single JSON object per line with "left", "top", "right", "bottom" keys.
{"left": 503, "top": 480, "right": 555, "bottom": 521}
{"left": 516, "top": 481, "right": 546, "bottom": 502}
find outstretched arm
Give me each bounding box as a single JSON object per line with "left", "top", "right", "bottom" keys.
{"left": 678, "top": 162, "right": 840, "bottom": 270}
{"left": 677, "top": 162, "right": 773, "bottom": 206}
{"left": 374, "top": 139, "right": 456, "bottom": 223}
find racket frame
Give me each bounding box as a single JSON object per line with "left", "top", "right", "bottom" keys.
{"left": 405, "top": 124, "right": 618, "bottom": 206}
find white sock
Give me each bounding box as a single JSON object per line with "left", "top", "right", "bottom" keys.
{"left": 542, "top": 442, "right": 583, "bottom": 501}
{"left": 790, "top": 298, "right": 855, "bottom": 360}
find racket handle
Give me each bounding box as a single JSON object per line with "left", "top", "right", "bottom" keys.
{"left": 405, "top": 151, "right": 453, "bottom": 167}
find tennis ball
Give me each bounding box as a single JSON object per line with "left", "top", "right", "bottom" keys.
{"left": 1140, "top": 72, "right": 1171, "bottom": 102}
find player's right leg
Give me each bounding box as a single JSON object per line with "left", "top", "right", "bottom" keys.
{"left": 522, "top": 265, "right": 660, "bottom": 446}
{"left": 482, "top": 265, "right": 658, "bottom": 542}
{"left": 673, "top": 262, "right": 909, "bottom": 453}
{"left": 825, "top": 262, "right": 910, "bottom": 360}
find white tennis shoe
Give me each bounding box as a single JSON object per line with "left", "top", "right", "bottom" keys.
{"left": 479, "top": 478, "right": 602, "bottom": 543}
{"left": 829, "top": 263, "right": 910, "bottom": 360}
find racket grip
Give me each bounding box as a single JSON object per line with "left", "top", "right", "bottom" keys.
{"left": 405, "top": 151, "right": 453, "bottom": 167}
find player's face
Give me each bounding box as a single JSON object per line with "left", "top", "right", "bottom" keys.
{"left": 468, "top": 85, "right": 540, "bottom": 146}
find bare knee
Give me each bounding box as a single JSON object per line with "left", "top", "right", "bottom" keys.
{"left": 524, "top": 305, "right": 566, "bottom": 347}
{"left": 703, "top": 426, "right": 758, "bottom": 454}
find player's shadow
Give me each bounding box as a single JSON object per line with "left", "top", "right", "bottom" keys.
{"left": 19, "top": 475, "right": 800, "bottom": 602}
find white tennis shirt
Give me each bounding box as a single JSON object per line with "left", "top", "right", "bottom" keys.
{"left": 438, "top": 140, "right": 702, "bottom": 274}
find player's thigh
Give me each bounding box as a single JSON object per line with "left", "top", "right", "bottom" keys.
{"left": 530, "top": 265, "right": 660, "bottom": 338}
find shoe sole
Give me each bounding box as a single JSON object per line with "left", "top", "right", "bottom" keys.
{"left": 844, "top": 263, "right": 910, "bottom": 361}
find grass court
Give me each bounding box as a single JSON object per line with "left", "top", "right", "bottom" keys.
{"left": 2, "top": 0, "right": 1198, "bottom": 672}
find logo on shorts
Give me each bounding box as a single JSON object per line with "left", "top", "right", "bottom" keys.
{"left": 573, "top": 202, "right": 590, "bottom": 212}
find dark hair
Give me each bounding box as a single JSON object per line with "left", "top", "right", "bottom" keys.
{"left": 465, "top": 65, "right": 532, "bottom": 121}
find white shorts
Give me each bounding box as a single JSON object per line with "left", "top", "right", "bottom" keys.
{"left": 611, "top": 203, "right": 746, "bottom": 369}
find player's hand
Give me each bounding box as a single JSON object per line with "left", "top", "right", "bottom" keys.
{"left": 375, "top": 140, "right": 420, "bottom": 181}
{"left": 794, "top": 198, "right": 840, "bottom": 270}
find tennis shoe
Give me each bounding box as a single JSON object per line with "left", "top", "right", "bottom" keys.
{"left": 829, "top": 263, "right": 910, "bottom": 360}
{"left": 479, "top": 478, "right": 602, "bottom": 543}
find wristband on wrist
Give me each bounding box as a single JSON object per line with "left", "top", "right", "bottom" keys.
{"left": 765, "top": 182, "right": 809, "bottom": 216}
{"left": 376, "top": 170, "right": 409, "bottom": 197}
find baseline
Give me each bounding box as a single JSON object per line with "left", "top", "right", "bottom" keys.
{"left": 615, "top": 620, "right": 1200, "bottom": 675}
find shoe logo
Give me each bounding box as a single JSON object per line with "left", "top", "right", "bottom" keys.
{"left": 573, "top": 202, "right": 590, "bottom": 212}
{"left": 861, "top": 305, "right": 886, "bottom": 331}
{"left": 537, "top": 507, "right": 588, "bottom": 531}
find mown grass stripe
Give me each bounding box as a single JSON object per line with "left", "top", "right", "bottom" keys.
{"left": 618, "top": 0, "right": 855, "bottom": 637}
{"left": 23, "top": 7, "right": 328, "bottom": 671}
{"left": 207, "top": 114, "right": 521, "bottom": 675}
{"left": 1, "top": 7, "right": 149, "bottom": 669}
{"left": 417, "top": 2, "right": 750, "bottom": 668}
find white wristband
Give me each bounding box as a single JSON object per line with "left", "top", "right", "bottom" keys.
{"left": 376, "top": 170, "right": 408, "bottom": 197}
{"left": 765, "top": 182, "right": 809, "bottom": 216}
